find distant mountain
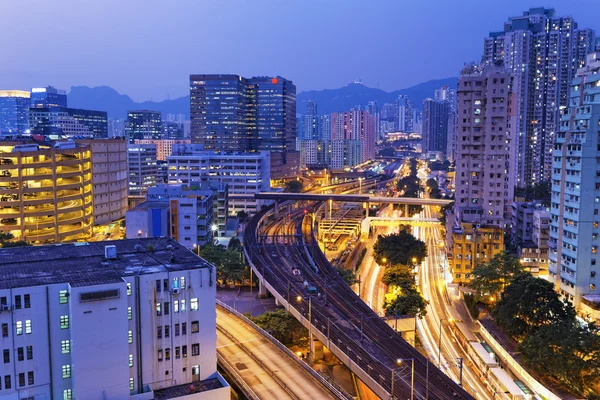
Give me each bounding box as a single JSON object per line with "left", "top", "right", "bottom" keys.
{"left": 68, "top": 86, "right": 190, "bottom": 119}
{"left": 296, "top": 77, "right": 458, "bottom": 115}
{"left": 67, "top": 77, "right": 458, "bottom": 119}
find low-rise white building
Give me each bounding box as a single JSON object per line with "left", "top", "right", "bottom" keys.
{"left": 167, "top": 144, "right": 270, "bottom": 216}
{"left": 0, "top": 238, "right": 229, "bottom": 400}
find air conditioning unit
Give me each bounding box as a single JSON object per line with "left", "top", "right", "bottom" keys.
{"left": 172, "top": 288, "right": 180, "bottom": 295}
{"left": 0, "top": 305, "right": 9, "bottom": 312}
{"left": 105, "top": 245, "right": 117, "bottom": 259}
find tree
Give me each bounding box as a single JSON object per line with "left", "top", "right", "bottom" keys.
{"left": 228, "top": 237, "right": 242, "bottom": 252}
{"left": 251, "top": 309, "right": 307, "bottom": 344}
{"left": 373, "top": 230, "right": 427, "bottom": 267}
{"left": 1, "top": 241, "right": 30, "bottom": 248}
{"left": 470, "top": 251, "right": 525, "bottom": 300}
{"left": 0, "top": 232, "right": 14, "bottom": 242}
{"left": 384, "top": 287, "right": 428, "bottom": 318}
{"left": 381, "top": 265, "right": 415, "bottom": 291}
{"left": 284, "top": 180, "right": 303, "bottom": 193}
{"left": 439, "top": 201, "right": 454, "bottom": 226}
{"left": 335, "top": 267, "right": 357, "bottom": 285}
{"left": 237, "top": 210, "right": 249, "bottom": 222}
{"left": 200, "top": 245, "right": 246, "bottom": 285}
{"left": 492, "top": 273, "right": 575, "bottom": 340}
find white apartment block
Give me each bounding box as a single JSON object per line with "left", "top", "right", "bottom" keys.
{"left": 549, "top": 52, "right": 600, "bottom": 322}
{"left": 167, "top": 144, "right": 270, "bottom": 216}
{"left": 0, "top": 238, "right": 229, "bottom": 400}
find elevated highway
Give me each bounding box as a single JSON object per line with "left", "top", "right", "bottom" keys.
{"left": 243, "top": 202, "right": 473, "bottom": 400}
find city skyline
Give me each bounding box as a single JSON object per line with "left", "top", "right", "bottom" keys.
{"left": 3, "top": 0, "right": 600, "bottom": 101}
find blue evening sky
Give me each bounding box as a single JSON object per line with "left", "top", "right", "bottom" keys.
{"left": 2, "top": 0, "right": 599, "bottom": 101}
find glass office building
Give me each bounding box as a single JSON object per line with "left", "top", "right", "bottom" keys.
{"left": 0, "top": 90, "right": 31, "bottom": 134}
{"left": 30, "top": 86, "right": 67, "bottom": 108}
{"left": 126, "top": 110, "right": 162, "bottom": 140}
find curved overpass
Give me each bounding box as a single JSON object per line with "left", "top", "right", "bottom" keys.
{"left": 243, "top": 203, "right": 472, "bottom": 400}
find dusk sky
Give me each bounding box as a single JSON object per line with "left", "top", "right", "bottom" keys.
{"left": 3, "top": 0, "right": 600, "bottom": 101}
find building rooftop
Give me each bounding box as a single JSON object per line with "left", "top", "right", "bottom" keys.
{"left": 0, "top": 237, "right": 213, "bottom": 290}
{"left": 153, "top": 377, "right": 224, "bottom": 400}
{"left": 128, "top": 201, "right": 171, "bottom": 212}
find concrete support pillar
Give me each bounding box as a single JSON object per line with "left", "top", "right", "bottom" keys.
{"left": 310, "top": 333, "right": 324, "bottom": 361}
{"left": 258, "top": 279, "right": 267, "bottom": 298}
{"left": 274, "top": 200, "right": 280, "bottom": 219}
{"left": 404, "top": 203, "right": 409, "bottom": 217}
{"left": 275, "top": 298, "right": 280, "bottom": 307}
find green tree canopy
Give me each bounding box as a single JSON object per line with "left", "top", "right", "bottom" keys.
{"left": 384, "top": 287, "right": 428, "bottom": 318}
{"left": 373, "top": 229, "right": 426, "bottom": 267}
{"left": 200, "top": 245, "right": 246, "bottom": 285}
{"left": 251, "top": 309, "right": 307, "bottom": 344}
{"left": 493, "top": 273, "right": 575, "bottom": 339}
{"left": 382, "top": 265, "right": 415, "bottom": 291}
{"left": 335, "top": 267, "right": 358, "bottom": 286}
{"left": 470, "top": 251, "right": 526, "bottom": 300}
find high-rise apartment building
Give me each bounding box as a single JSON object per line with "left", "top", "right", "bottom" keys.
{"left": 395, "top": 95, "right": 414, "bottom": 132}
{"left": 449, "top": 62, "right": 517, "bottom": 285}
{"left": 483, "top": 7, "right": 595, "bottom": 186}
{"left": 0, "top": 239, "right": 229, "bottom": 400}
{"left": 0, "top": 90, "right": 30, "bottom": 134}
{"left": 189, "top": 74, "right": 296, "bottom": 178}
{"left": 422, "top": 99, "right": 450, "bottom": 155}
{"left": 367, "top": 101, "right": 381, "bottom": 141}
{"left": 548, "top": 52, "right": 600, "bottom": 321}
{"left": 303, "top": 100, "right": 319, "bottom": 140}
{"left": 319, "top": 115, "right": 331, "bottom": 141}
{"left": 454, "top": 62, "right": 517, "bottom": 227}
{"left": 126, "top": 110, "right": 162, "bottom": 140}
{"left": 299, "top": 140, "right": 330, "bottom": 169}
{"left": 330, "top": 109, "right": 376, "bottom": 162}
{"left": 162, "top": 121, "right": 185, "bottom": 139}
{"left": 127, "top": 143, "right": 157, "bottom": 196}
{"left": 30, "top": 86, "right": 67, "bottom": 108}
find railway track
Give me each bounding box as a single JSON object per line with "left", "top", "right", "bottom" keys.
{"left": 245, "top": 202, "right": 474, "bottom": 400}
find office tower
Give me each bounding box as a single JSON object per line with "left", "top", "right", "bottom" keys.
{"left": 303, "top": 100, "right": 319, "bottom": 140}
{"left": 134, "top": 139, "right": 191, "bottom": 161}
{"left": 0, "top": 90, "right": 30, "bottom": 134}
{"left": 125, "top": 110, "right": 162, "bottom": 140}
{"left": 367, "top": 101, "right": 381, "bottom": 140}
{"left": 75, "top": 139, "right": 129, "bottom": 225}
{"left": 449, "top": 62, "right": 517, "bottom": 285}
{"left": 296, "top": 115, "right": 305, "bottom": 146}
{"left": 29, "top": 107, "right": 108, "bottom": 138}
{"left": 108, "top": 118, "right": 126, "bottom": 137}
{"left": 548, "top": 52, "right": 600, "bottom": 318}
{"left": 483, "top": 7, "right": 595, "bottom": 186}
{"left": 422, "top": 99, "right": 450, "bottom": 154}
{"left": 30, "top": 86, "right": 67, "bottom": 108}
{"left": 167, "top": 144, "right": 270, "bottom": 216}
{"left": 319, "top": 114, "right": 331, "bottom": 141}
{"left": 0, "top": 239, "right": 230, "bottom": 400}
{"left": 127, "top": 143, "right": 157, "bottom": 196}
{"left": 432, "top": 85, "right": 458, "bottom": 161}
{"left": 0, "top": 141, "right": 93, "bottom": 243}
{"left": 189, "top": 74, "right": 297, "bottom": 178}
{"left": 162, "top": 121, "right": 185, "bottom": 139}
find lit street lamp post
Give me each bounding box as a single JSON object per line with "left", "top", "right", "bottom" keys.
{"left": 392, "top": 358, "right": 414, "bottom": 400}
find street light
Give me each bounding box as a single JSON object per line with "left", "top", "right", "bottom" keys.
{"left": 392, "top": 358, "right": 414, "bottom": 400}
{"left": 297, "top": 295, "right": 312, "bottom": 359}
{"left": 358, "top": 177, "right": 363, "bottom": 194}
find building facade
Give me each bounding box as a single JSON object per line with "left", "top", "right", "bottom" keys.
{"left": 29, "top": 107, "right": 108, "bottom": 138}
{"left": 30, "top": 86, "right": 67, "bottom": 109}
{"left": 483, "top": 7, "right": 595, "bottom": 186}
{"left": 0, "top": 239, "right": 229, "bottom": 400}
{"left": 422, "top": 98, "right": 450, "bottom": 155}
{"left": 134, "top": 139, "right": 191, "bottom": 161}
{"left": 167, "top": 144, "right": 270, "bottom": 216}
{"left": 0, "top": 141, "right": 93, "bottom": 243}
{"left": 189, "top": 74, "right": 296, "bottom": 179}
{"left": 127, "top": 143, "right": 158, "bottom": 197}
{"left": 548, "top": 51, "right": 600, "bottom": 321}
{"left": 126, "top": 110, "right": 162, "bottom": 140}
{"left": 0, "top": 91, "right": 30, "bottom": 135}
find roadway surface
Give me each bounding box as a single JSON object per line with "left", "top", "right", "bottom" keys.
{"left": 245, "top": 202, "right": 473, "bottom": 400}
{"left": 216, "top": 306, "right": 337, "bottom": 400}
